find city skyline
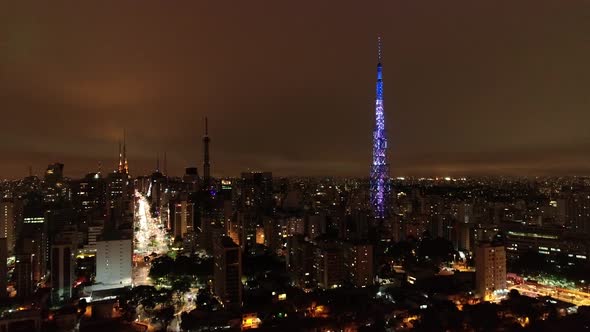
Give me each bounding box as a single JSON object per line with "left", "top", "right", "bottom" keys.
{"left": 2, "top": 1, "right": 590, "bottom": 178}
{"left": 4, "top": 2, "right": 590, "bottom": 330}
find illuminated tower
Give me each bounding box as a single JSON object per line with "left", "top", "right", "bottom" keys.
{"left": 117, "top": 130, "right": 129, "bottom": 174}
{"left": 370, "top": 37, "right": 389, "bottom": 219}
{"left": 123, "top": 130, "right": 129, "bottom": 174}
{"left": 203, "top": 117, "right": 211, "bottom": 187}
{"left": 118, "top": 142, "right": 123, "bottom": 173}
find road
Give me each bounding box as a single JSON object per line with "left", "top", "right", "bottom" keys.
{"left": 133, "top": 258, "right": 153, "bottom": 286}
{"left": 133, "top": 191, "right": 167, "bottom": 286}
{"left": 509, "top": 281, "right": 590, "bottom": 306}
{"left": 134, "top": 191, "right": 168, "bottom": 255}
{"left": 131, "top": 191, "right": 198, "bottom": 332}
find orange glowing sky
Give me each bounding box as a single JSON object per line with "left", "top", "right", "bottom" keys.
{"left": 1, "top": 0, "right": 590, "bottom": 178}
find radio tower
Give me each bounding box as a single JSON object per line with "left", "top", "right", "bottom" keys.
{"left": 203, "top": 117, "right": 211, "bottom": 187}
{"left": 370, "top": 36, "right": 389, "bottom": 219}
{"left": 123, "top": 129, "right": 129, "bottom": 174}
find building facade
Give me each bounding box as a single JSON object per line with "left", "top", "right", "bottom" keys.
{"left": 95, "top": 238, "right": 133, "bottom": 288}
{"left": 213, "top": 236, "right": 242, "bottom": 309}
{"left": 475, "top": 242, "right": 507, "bottom": 298}
{"left": 50, "top": 244, "right": 74, "bottom": 303}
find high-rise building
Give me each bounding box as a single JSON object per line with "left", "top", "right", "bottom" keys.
{"left": 183, "top": 167, "right": 200, "bottom": 192}
{"left": 344, "top": 210, "right": 370, "bottom": 241}
{"left": 263, "top": 217, "right": 287, "bottom": 254}
{"left": 0, "top": 199, "right": 15, "bottom": 255}
{"left": 286, "top": 217, "right": 305, "bottom": 236}
{"left": 314, "top": 244, "right": 345, "bottom": 289}
{"left": 233, "top": 209, "right": 261, "bottom": 252}
{"left": 306, "top": 214, "right": 327, "bottom": 239}
{"left": 213, "top": 236, "right": 242, "bottom": 309}
{"left": 95, "top": 237, "right": 133, "bottom": 289}
{"left": 50, "top": 243, "right": 74, "bottom": 303}
{"left": 286, "top": 235, "right": 315, "bottom": 289}
{"left": 73, "top": 172, "right": 106, "bottom": 212}
{"left": 457, "top": 203, "right": 473, "bottom": 224}
{"left": 17, "top": 230, "right": 47, "bottom": 284}
{"left": 240, "top": 171, "right": 273, "bottom": 213}
{"left": 45, "top": 163, "right": 64, "bottom": 186}
{"left": 200, "top": 218, "right": 226, "bottom": 254}
{"left": 106, "top": 172, "right": 127, "bottom": 207}
{"left": 148, "top": 166, "right": 167, "bottom": 215}
{"left": 106, "top": 169, "right": 132, "bottom": 231}
{"left": 173, "top": 199, "right": 194, "bottom": 239}
{"left": 565, "top": 191, "right": 590, "bottom": 234}
{"left": 14, "top": 253, "right": 32, "bottom": 298}
{"left": 475, "top": 242, "right": 507, "bottom": 299}
{"left": 369, "top": 37, "right": 390, "bottom": 219}
{"left": 84, "top": 225, "right": 104, "bottom": 252}
{"left": 346, "top": 243, "right": 374, "bottom": 287}
{"left": 220, "top": 179, "right": 233, "bottom": 201}
{"left": 0, "top": 238, "right": 7, "bottom": 298}
{"left": 19, "top": 195, "right": 47, "bottom": 284}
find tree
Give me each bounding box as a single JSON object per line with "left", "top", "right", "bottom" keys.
{"left": 180, "top": 311, "right": 199, "bottom": 331}
{"left": 508, "top": 289, "right": 521, "bottom": 300}
{"left": 386, "top": 240, "right": 416, "bottom": 267}
{"left": 512, "top": 250, "right": 548, "bottom": 274}
{"left": 502, "top": 289, "right": 543, "bottom": 322}
{"left": 171, "top": 275, "right": 193, "bottom": 304}
{"left": 149, "top": 255, "right": 175, "bottom": 279}
{"left": 174, "top": 255, "right": 192, "bottom": 275}
{"left": 465, "top": 302, "right": 501, "bottom": 331}
{"left": 414, "top": 301, "right": 462, "bottom": 332}
{"left": 417, "top": 237, "right": 454, "bottom": 264}
{"left": 190, "top": 257, "right": 214, "bottom": 278}
{"left": 154, "top": 288, "right": 174, "bottom": 307}
{"left": 195, "top": 287, "right": 219, "bottom": 311}
{"left": 154, "top": 306, "right": 175, "bottom": 332}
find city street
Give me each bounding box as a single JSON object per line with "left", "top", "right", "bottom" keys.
{"left": 133, "top": 258, "right": 153, "bottom": 287}
{"left": 508, "top": 281, "right": 590, "bottom": 306}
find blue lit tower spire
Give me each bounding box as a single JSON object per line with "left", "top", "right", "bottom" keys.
{"left": 370, "top": 36, "right": 389, "bottom": 219}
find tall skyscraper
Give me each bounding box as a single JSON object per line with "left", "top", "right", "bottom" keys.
{"left": 183, "top": 167, "right": 200, "bottom": 192}
{"left": 0, "top": 199, "right": 15, "bottom": 255}
{"left": 370, "top": 37, "right": 389, "bottom": 219}
{"left": 314, "top": 244, "right": 345, "bottom": 289}
{"left": 118, "top": 131, "right": 129, "bottom": 175}
{"left": 286, "top": 235, "right": 315, "bottom": 289}
{"left": 346, "top": 243, "right": 374, "bottom": 288}
{"left": 173, "top": 198, "right": 194, "bottom": 238}
{"left": 475, "top": 242, "right": 507, "bottom": 299}
{"left": 240, "top": 171, "right": 273, "bottom": 213}
{"left": 203, "top": 117, "right": 211, "bottom": 187}
{"left": 73, "top": 172, "right": 106, "bottom": 213}
{"left": 95, "top": 237, "right": 133, "bottom": 289}
{"left": 44, "top": 163, "right": 64, "bottom": 185}
{"left": 50, "top": 243, "right": 74, "bottom": 303}
{"left": 0, "top": 238, "right": 7, "bottom": 298}
{"left": 20, "top": 193, "right": 48, "bottom": 283}
{"left": 213, "top": 236, "right": 242, "bottom": 309}
{"left": 107, "top": 138, "right": 133, "bottom": 231}
{"left": 14, "top": 252, "right": 33, "bottom": 298}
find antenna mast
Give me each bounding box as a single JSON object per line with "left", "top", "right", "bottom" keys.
{"left": 377, "top": 35, "right": 383, "bottom": 63}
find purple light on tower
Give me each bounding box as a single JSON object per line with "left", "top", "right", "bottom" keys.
{"left": 370, "top": 36, "right": 389, "bottom": 219}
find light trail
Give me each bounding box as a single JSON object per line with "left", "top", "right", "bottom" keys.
{"left": 134, "top": 190, "right": 168, "bottom": 255}
{"left": 509, "top": 282, "right": 590, "bottom": 306}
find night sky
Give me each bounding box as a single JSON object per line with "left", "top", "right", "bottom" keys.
{"left": 1, "top": 1, "right": 590, "bottom": 179}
